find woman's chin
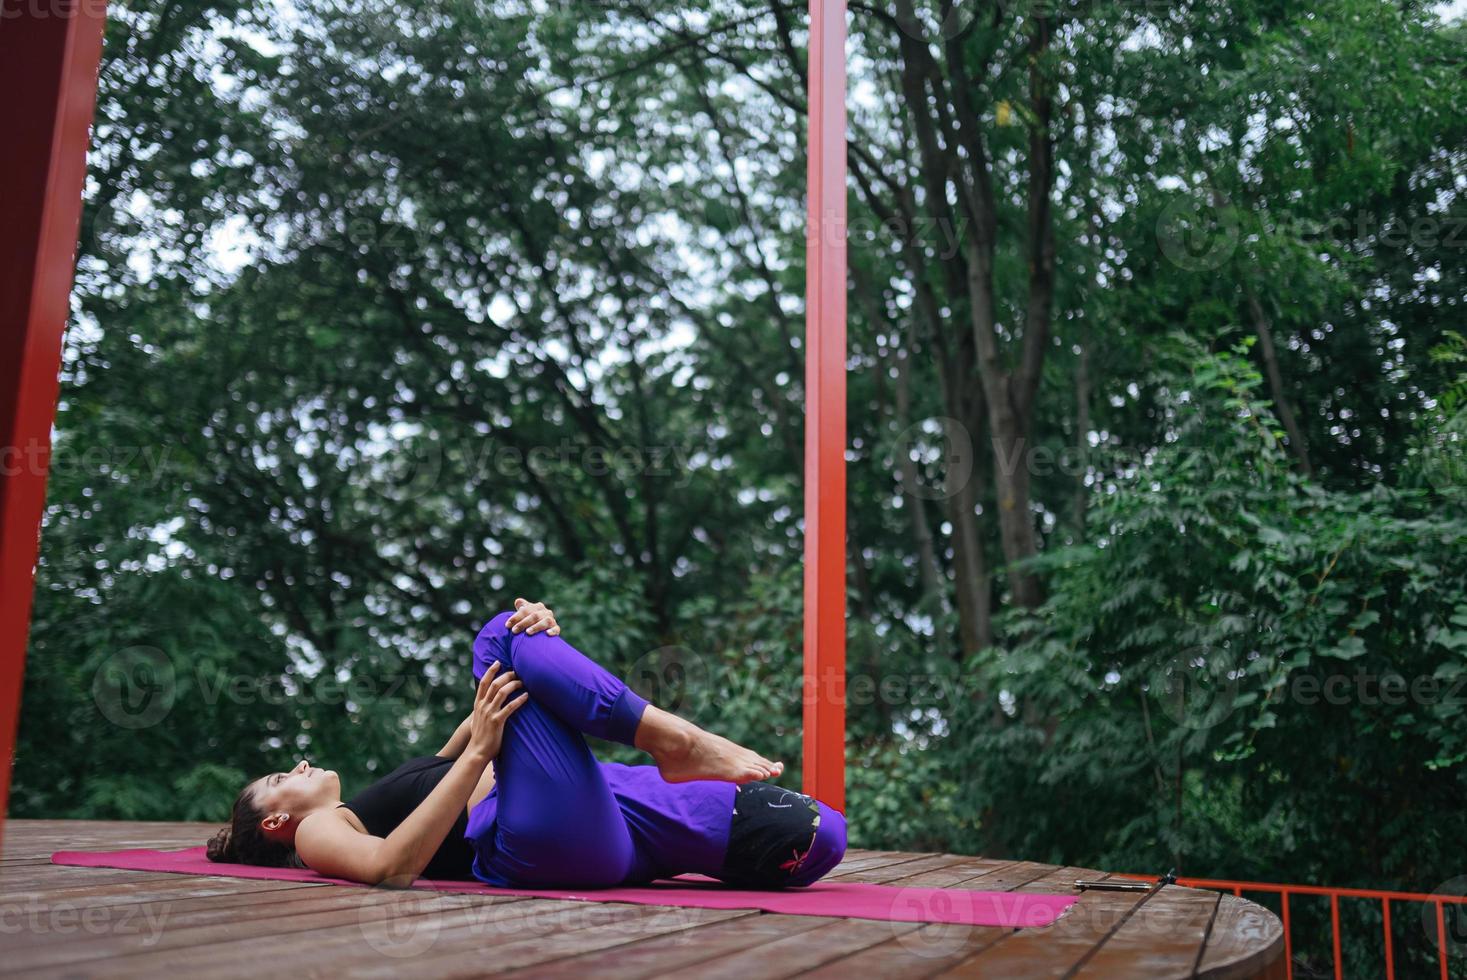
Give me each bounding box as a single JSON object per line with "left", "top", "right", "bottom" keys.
{"left": 317, "top": 771, "right": 341, "bottom": 801}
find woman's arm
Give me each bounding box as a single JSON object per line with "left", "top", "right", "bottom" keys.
{"left": 298, "top": 664, "right": 526, "bottom": 885}
{"left": 436, "top": 715, "right": 472, "bottom": 759}
{"left": 296, "top": 749, "right": 491, "bottom": 885}
{"left": 436, "top": 599, "right": 557, "bottom": 758}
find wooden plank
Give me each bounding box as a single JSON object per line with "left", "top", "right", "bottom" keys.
{"left": 10, "top": 856, "right": 173, "bottom": 879}
{"left": 825, "top": 850, "right": 933, "bottom": 876}
{"left": 1, "top": 820, "right": 209, "bottom": 844}
{"left": 1195, "top": 895, "right": 1287, "bottom": 980}
{"left": 4, "top": 819, "right": 214, "bottom": 840}
{"left": 0, "top": 867, "right": 162, "bottom": 890}
{"left": 840, "top": 853, "right": 985, "bottom": 884}
{"left": 1071, "top": 886, "right": 1221, "bottom": 978}
{"left": 27, "top": 894, "right": 734, "bottom": 978}
{"left": 669, "top": 855, "right": 1012, "bottom": 975}
{"left": 1, "top": 886, "right": 515, "bottom": 973}
{"left": 476, "top": 852, "right": 956, "bottom": 978}
{"left": 938, "top": 861, "right": 1071, "bottom": 894}
{"left": 881, "top": 858, "right": 1021, "bottom": 889}
{"left": 1, "top": 856, "right": 75, "bottom": 868}
{"left": 1009, "top": 865, "right": 1088, "bottom": 893}
{"left": 656, "top": 916, "right": 927, "bottom": 980}
{"left": 512, "top": 857, "right": 1025, "bottom": 978}
{"left": 806, "top": 863, "right": 1088, "bottom": 977}
{"left": 496, "top": 911, "right": 831, "bottom": 979}
{"left": 392, "top": 903, "right": 754, "bottom": 978}
{"left": 937, "top": 889, "right": 1149, "bottom": 977}
{"left": 800, "top": 921, "right": 1007, "bottom": 977}
{"left": 17, "top": 833, "right": 209, "bottom": 846}
{"left": 656, "top": 864, "right": 1090, "bottom": 979}
{"left": 4, "top": 835, "right": 207, "bottom": 857}
{"left": 2, "top": 828, "right": 214, "bottom": 861}
{"left": 0, "top": 874, "right": 324, "bottom": 912}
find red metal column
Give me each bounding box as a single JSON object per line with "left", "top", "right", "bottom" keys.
{"left": 802, "top": 0, "right": 847, "bottom": 811}
{"left": 0, "top": 0, "right": 109, "bottom": 847}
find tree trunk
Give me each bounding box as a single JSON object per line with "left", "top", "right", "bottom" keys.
{"left": 893, "top": 346, "right": 945, "bottom": 602}
{"left": 933, "top": 342, "right": 994, "bottom": 657}
{"left": 945, "top": 403, "right": 993, "bottom": 654}
{"left": 957, "top": 14, "right": 1054, "bottom": 612}
{"left": 1245, "top": 286, "right": 1315, "bottom": 478}
{"left": 988, "top": 412, "right": 1044, "bottom": 609}
{"left": 1073, "top": 339, "right": 1092, "bottom": 535}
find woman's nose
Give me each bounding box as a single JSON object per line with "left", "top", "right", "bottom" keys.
{"left": 294, "top": 760, "right": 309, "bottom": 773}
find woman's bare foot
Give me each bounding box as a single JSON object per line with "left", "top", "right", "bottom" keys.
{"left": 635, "top": 706, "right": 784, "bottom": 784}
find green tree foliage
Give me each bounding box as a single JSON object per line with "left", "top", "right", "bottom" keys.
{"left": 955, "top": 337, "right": 1466, "bottom": 973}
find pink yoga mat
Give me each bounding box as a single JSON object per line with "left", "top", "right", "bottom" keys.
{"left": 51, "top": 847, "right": 1076, "bottom": 928}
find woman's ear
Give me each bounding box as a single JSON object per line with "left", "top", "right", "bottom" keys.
{"left": 261, "top": 812, "right": 291, "bottom": 833}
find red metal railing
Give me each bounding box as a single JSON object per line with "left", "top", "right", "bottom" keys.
{"left": 801, "top": 0, "right": 848, "bottom": 813}
{"left": 1120, "top": 873, "right": 1467, "bottom": 979}
{"left": 0, "top": 0, "right": 111, "bottom": 851}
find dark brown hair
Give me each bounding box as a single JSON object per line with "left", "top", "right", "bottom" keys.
{"left": 205, "top": 778, "right": 307, "bottom": 869}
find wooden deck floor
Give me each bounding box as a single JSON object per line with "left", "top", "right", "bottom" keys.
{"left": 1, "top": 821, "right": 1284, "bottom": 977}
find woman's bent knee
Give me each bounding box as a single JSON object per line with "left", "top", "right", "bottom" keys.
{"left": 786, "top": 804, "right": 847, "bottom": 887}
{"left": 473, "top": 610, "right": 566, "bottom": 682}
{"left": 472, "top": 610, "right": 517, "bottom": 681}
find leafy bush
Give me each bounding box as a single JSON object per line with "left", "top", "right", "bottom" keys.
{"left": 950, "top": 338, "right": 1466, "bottom": 973}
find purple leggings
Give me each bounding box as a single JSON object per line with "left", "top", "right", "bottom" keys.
{"left": 462, "top": 610, "right": 847, "bottom": 889}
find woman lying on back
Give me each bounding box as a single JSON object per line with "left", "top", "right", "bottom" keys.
{"left": 207, "top": 599, "right": 847, "bottom": 889}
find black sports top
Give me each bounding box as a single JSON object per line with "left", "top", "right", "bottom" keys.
{"left": 337, "top": 755, "right": 478, "bottom": 880}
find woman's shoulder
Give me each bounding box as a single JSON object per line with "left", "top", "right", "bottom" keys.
{"left": 295, "top": 804, "right": 390, "bottom": 884}
{"left": 299, "top": 802, "right": 365, "bottom": 841}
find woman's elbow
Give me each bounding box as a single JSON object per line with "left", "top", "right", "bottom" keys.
{"left": 371, "top": 861, "right": 423, "bottom": 888}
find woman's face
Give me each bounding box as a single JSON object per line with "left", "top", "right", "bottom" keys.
{"left": 252, "top": 759, "right": 341, "bottom": 826}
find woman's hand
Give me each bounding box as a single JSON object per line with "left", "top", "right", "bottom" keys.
{"left": 467, "top": 662, "right": 526, "bottom": 762}
{"left": 507, "top": 597, "right": 560, "bottom": 636}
